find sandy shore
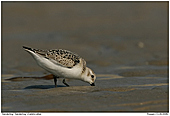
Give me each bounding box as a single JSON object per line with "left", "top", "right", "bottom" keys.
{"left": 2, "top": 68, "right": 168, "bottom": 112}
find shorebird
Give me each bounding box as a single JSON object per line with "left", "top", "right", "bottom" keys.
{"left": 23, "top": 46, "right": 96, "bottom": 87}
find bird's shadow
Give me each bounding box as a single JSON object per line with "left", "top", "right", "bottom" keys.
{"left": 24, "top": 85, "right": 66, "bottom": 89}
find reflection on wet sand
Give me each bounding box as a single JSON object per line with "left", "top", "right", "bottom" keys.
{"left": 97, "top": 74, "right": 124, "bottom": 80}
{"left": 131, "top": 83, "right": 168, "bottom": 87}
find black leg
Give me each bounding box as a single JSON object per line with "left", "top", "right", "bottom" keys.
{"left": 53, "top": 75, "right": 58, "bottom": 87}
{"left": 63, "top": 79, "right": 70, "bottom": 87}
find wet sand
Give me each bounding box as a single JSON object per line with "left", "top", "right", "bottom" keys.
{"left": 1, "top": 2, "right": 168, "bottom": 112}
{"left": 1, "top": 73, "right": 168, "bottom": 111}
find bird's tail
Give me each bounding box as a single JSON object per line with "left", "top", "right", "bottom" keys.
{"left": 23, "top": 46, "right": 34, "bottom": 51}
{"left": 23, "top": 46, "right": 47, "bottom": 56}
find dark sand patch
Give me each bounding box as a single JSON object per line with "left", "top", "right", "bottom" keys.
{"left": 102, "top": 87, "right": 135, "bottom": 92}
{"left": 4, "top": 74, "right": 54, "bottom": 81}
{"left": 120, "top": 69, "right": 167, "bottom": 77}
{"left": 147, "top": 58, "right": 168, "bottom": 66}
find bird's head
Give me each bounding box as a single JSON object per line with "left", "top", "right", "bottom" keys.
{"left": 82, "top": 67, "right": 96, "bottom": 86}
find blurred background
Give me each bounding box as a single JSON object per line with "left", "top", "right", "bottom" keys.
{"left": 2, "top": 2, "right": 168, "bottom": 75}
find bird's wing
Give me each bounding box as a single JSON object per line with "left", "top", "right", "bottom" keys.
{"left": 38, "top": 50, "right": 81, "bottom": 69}
{"left": 23, "top": 46, "right": 83, "bottom": 68}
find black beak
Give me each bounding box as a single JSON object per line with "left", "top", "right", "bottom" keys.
{"left": 90, "top": 83, "right": 95, "bottom": 86}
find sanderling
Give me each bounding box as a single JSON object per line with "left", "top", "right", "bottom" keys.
{"left": 23, "top": 46, "right": 96, "bottom": 87}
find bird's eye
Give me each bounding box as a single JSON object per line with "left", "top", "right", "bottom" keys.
{"left": 91, "top": 75, "right": 94, "bottom": 78}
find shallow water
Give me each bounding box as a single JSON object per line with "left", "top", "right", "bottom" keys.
{"left": 2, "top": 2, "right": 168, "bottom": 112}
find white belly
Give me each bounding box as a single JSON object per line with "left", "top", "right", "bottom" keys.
{"left": 30, "top": 51, "right": 82, "bottom": 79}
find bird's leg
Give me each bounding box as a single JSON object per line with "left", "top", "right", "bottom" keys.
{"left": 63, "top": 79, "right": 70, "bottom": 87}
{"left": 53, "top": 75, "right": 58, "bottom": 87}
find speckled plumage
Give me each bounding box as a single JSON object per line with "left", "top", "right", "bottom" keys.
{"left": 29, "top": 47, "right": 82, "bottom": 68}
{"left": 23, "top": 46, "right": 96, "bottom": 87}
